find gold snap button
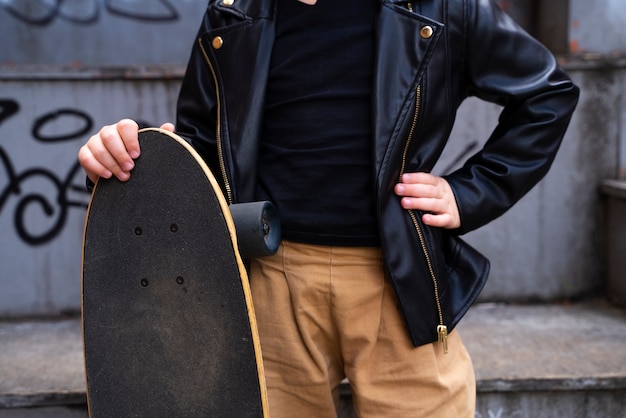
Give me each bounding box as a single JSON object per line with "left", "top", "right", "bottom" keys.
{"left": 212, "top": 36, "right": 224, "bottom": 49}
{"left": 420, "top": 26, "right": 434, "bottom": 39}
{"left": 223, "top": 0, "right": 234, "bottom": 6}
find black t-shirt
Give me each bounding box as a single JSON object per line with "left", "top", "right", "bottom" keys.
{"left": 256, "top": 0, "right": 378, "bottom": 246}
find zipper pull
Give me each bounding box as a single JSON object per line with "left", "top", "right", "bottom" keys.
{"left": 407, "top": 3, "right": 414, "bottom": 12}
{"left": 437, "top": 325, "right": 448, "bottom": 354}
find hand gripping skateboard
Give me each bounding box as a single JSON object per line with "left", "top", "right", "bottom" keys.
{"left": 81, "top": 128, "right": 279, "bottom": 417}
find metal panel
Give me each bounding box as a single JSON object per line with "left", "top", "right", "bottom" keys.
{"left": 569, "top": 0, "right": 626, "bottom": 54}
{"left": 621, "top": 73, "right": 626, "bottom": 179}
{"left": 537, "top": 0, "right": 570, "bottom": 55}
{"left": 602, "top": 179, "right": 626, "bottom": 307}
{"left": 496, "top": 0, "right": 537, "bottom": 33}
{"left": 0, "top": 0, "right": 206, "bottom": 66}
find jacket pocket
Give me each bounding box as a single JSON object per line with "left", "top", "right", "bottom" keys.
{"left": 442, "top": 233, "right": 490, "bottom": 328}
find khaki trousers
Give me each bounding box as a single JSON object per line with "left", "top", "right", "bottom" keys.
{"left": 249, "top": 241, "right": 475, "bottom": 418}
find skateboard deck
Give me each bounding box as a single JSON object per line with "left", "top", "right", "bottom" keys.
{"left": 81, "top": 128, "right": 269, "bottom": 417}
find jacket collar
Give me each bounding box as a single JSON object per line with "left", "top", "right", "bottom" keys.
{"left": 216, "top": 0, "right": 275, "bottom": 19}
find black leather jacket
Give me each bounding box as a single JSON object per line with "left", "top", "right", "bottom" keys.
{"left": 175, "top": 0, "right": 579, "bottom": 347}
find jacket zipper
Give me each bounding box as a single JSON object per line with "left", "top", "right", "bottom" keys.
{"left": 399, "top": 85, "right": 448, "bottom": 354}
{"left": 198, "top": 37, "right": 234, "bottom": 205}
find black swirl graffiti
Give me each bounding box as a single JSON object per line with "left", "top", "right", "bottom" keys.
{"left": 32, "top": 109, "right": 94, "bottom": 143}
{"left": 0, "top": 100, "right": 92, "bottom": 246}
{"left": 0, "top": 0, "right": 179, "bottom": 26}
{"left": 0, "top": 99, "right": 20, "bottom": 125}
{"left": 105, "top": 0, "right": 179, "bottom": 22}
{"left": 0, "top": 148, "right": 88, "bottom": 246}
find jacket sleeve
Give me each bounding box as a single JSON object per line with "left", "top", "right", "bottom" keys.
{"left": 444, "top": 0, "right": 579, "bottom": 235}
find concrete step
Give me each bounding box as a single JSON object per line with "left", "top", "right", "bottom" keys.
{"left": 1, "top": 300, "right": 625, "bottom": 418}
{"left": 459, "top": 300, "right": 626, "bottom": 418}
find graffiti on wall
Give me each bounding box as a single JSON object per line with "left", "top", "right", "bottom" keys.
{"left": 0, "top": 98, "right": 93, "bottom": 246}
{"left": 0, "top": 0, "right": 180, "bottom": 25}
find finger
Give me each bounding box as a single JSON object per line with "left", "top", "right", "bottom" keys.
{"left": 101, "top": 120, "right": 139, "bottom": 170}
{"left": 422, "top": 213, "right": 455, "bottom": 228}
{"left": 91, "top": 124, "right": 136, "bottom": 181}
{"left": 116, "top": 119, "right": 140, "bottom": 159}
{"left": 160, "top": 122, "right": 175, "bottom": 132}
{"left": 396, "top": 172, "right": 442, "bottom": 199}
{"left": 401, "top": 172, "right": 438, "bottom": 185}
{"left": 399, "top": 194, "right": 460, "bottom": 228}
{"left": 78, "top": 144, "right": 113, "bottom": 182}
{"left": 85, "top": 138, "right": 131, "bottom": 182}
{"left": 395, "top": 182, "right": 438, "bottom": 198}
{"left": 399, "top": 196, "right": 445, "bottom": 213}
{"left": 399, "top": 197, "right": 458, "bottom": 229}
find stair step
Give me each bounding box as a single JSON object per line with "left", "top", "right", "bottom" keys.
{"left": 1, "top": 300, "right": 624, "bottom": 417}
{"left": 459, "top": 300, "right": 626, "bottom": 418}
{"left": 0, "top": 319, "right": 84, "bottom": 409}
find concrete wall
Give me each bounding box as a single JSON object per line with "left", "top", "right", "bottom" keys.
{"left": 569, "top": 0, "right": 626, "bottom": 55}
{"left": 1, "top": 1, "right": 625, "bottom": 316}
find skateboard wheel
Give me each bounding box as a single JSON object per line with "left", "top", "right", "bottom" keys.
{"left": 229, "top": 201, "right": 281, "bottom": 258}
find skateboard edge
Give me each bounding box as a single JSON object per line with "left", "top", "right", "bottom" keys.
{"left": 80, "top": 166, "right": 107, "bottom": 416}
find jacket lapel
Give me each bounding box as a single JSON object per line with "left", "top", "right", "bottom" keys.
{"left": 199, "top": 0, "right": 276, "bottom": 202}
{"left": 373, "top": 1, "right": 443, "bottom": 179}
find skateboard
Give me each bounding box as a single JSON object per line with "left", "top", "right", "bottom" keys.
{"left": 81, "top": 128, "right": 278, "bottom": 417}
